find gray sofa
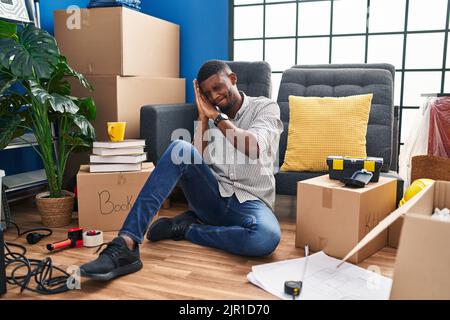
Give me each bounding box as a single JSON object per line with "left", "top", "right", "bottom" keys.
{"left": 140, "top": 63, "right": 403, "bottom": 218}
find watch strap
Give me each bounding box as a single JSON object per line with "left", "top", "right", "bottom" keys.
{"left": 214, "top": 113, "right": 225, "bottom": 126}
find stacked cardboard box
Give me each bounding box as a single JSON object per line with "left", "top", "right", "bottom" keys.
{"left": 54, "top": 7, "right": 185, "bottom": 141}
{"left": 55, "top": 7, "right": 182, "bottom": 230}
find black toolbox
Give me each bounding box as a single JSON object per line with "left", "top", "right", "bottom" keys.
{"left": 327, "top": 156, "right": 384, "bottom": 182}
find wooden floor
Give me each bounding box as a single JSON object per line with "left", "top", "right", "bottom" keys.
{"left": 2, "top": 199, "right": 397, "bottom": 300}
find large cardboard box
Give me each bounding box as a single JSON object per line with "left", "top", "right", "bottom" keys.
{"left": 296, "top": 175, "right": 397, "bottom": 264}
{"left": 76, "top": 162, "right": 158, "bottom": 231}
{"left": 390, "top": 181, "right": 450, "bottom": 300}
{"left": 338, "top": 180, "right": 450, "bottom": 299}
{"left": 388, "top": 217, "right": 403, "bottom": 248}
{"left": 54, "top": 7, "right": 179, "bottom": 77}
{"left": 71, "top": 75, "right": 185, "bottom": 141}
{"left": 388, "top": 156, "right": 450, "bottom": 249}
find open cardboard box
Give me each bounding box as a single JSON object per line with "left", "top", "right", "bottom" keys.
{"left": 340, "top": 180, "right": 450, "bottom": 300}
{"left": 388, "top": 155, "right": 450, "bottom": 249}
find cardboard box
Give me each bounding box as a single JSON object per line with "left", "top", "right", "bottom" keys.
{"left": 54, "top": 7, "right": 180, "bottom": 77}
{"left": 296, "top": 175, "right": 397, "bottom": 264}
{"left": 338, "top": 180, "right": 450, "bottom": 299}
{"left": 388, "top": 156, "right": 450, "bottom": 249}
{"left": 388, "top": 217, "right": 403, "bottom": 248}
{"left": 76, "top": 162, "right": 158, "bottom": 231}
{"left": 390, "top": 181, "right": 450, "bottom": 300}
{"left": 71, "top": 75, "right": 185, "bottom": 141}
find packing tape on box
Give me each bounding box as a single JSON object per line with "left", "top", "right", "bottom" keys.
{"left": 83, "top": 230, "right": 104, "bottom": 247}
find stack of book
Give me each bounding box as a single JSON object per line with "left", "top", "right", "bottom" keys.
{"left": 90, "top": 139, "right": 147, "bottom": 173}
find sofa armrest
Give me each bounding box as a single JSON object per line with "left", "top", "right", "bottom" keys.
{"left": 380, "top": 170, "right": 404, "bottom": 206}
{"left": 140, "top": 104, "right": 198, "bottom": 163}
{"left": 390, "top": 105, "right": 400, "bottom": 172}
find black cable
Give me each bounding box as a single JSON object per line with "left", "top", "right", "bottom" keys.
{"left": 4, "top": 242, "right": 71, "bottom": 294}
{"left": 2, "top": 219, "right": 71, "bottom": 295}
{"left": 6, "top": 220, "right": 52, "bottom": 240}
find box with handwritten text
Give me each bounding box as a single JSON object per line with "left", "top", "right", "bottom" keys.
{"left": 76, "top": 162, "right": 158, "bottom": 231}
{"left": 296, "top": 175, "right": 397, "bottom": 264}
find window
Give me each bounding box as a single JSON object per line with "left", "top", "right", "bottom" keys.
{"left": 231, "top": 0, "right": 450, "bottom": 158}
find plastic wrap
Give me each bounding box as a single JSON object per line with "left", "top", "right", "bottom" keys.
{"left": 428, "top": 97, "right": 450, "bottom": 158}
{"left": 399, "top": 98, "right": 432, "bottom": 188}
{"left": 399, "top": 96, "right": 450, "bottom": 189}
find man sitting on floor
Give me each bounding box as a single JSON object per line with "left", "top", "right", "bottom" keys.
{"left": 80, "top": 60, "right": 284, "bottom": 281}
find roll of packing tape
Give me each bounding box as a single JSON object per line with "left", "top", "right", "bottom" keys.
{"left": 83, "top": 230, "right": 104, "bottom": 247}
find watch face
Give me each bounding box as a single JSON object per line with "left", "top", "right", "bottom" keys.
{"left": 215, "top": 113, "right": 228, "bottom": 126}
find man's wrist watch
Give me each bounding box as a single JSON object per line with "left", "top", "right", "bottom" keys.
{"left": 213, "top": 113, "right": 229, "bottom": 126}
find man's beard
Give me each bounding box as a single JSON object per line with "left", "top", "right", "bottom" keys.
{"left": 217, "top": 93, "right": 234, "bottom": 113}
{"left": 218, "top": 104, "right": 232, "bottom": 113}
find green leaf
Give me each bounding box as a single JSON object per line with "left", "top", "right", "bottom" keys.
{"left": 48, "top": 78, "right": 71, "bottom": 96}
{"left": 52, "top": 93, "right": 79, "bottom": 114}
{"left": 0, "top": 70, "right": 16, "bottom": 95}
{"left": 28, "top": 81, "right": 80, "bottom": 114}
{"left": 59, "top": 57, "right": 93, "bottom": 91}
{"left": 0, "top": 24, "right": 59, "bottom": 79}
{"left": 72, "top": 114, "right": 96, "bottom": 139}
{"left": 0, "top": 92, "right": 28, "bottom": 115}
{"left": 75, "top": 97, "right": 96, "bottom": 121}
{"left": 0, "top": 20, "right": 17, "bottom": 39}
{"left": 63, "top": 113, "right": 96, "bottom": 150}
{"left": 46, "top": 58, "right": 93, "bottom": 96}
{"left": 46, "top": 60, "right": 72, "bottom": 95}
{"left": 28, "top": 80, "right": 54, "bottom": 108}
{"left": 0, "top": 113, "right": 22, "bottom": 149}
{"left": 0, "top": 40, "right": 13, "bottom": 70}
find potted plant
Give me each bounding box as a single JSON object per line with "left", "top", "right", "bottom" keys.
{"left": 0, "top": 21, "right": 96, "bottom": 227}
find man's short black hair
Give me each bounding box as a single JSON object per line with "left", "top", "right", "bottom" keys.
{"left": 197, "top": 60, "right": 232, "bottom": 85}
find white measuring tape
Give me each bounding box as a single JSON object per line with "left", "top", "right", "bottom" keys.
{"left": 82, "top": 230, "right": 104, "bottom": 248}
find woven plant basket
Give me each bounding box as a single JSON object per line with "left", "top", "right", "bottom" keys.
{"left": 36, "top": 190, "right": 75, "bottom": 228}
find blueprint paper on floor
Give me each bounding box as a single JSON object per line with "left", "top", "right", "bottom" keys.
{"left": 247, "top": 251, "right": 392, "bottom": 300}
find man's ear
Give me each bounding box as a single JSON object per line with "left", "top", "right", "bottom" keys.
{"left": 198, "top": 83, "right": 205, "bottom": 95}
{"left": 229, "top": 72, "right": 237, "bottom": 85}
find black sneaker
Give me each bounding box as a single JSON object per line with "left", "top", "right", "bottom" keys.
{"left": 80, "top": 236, "right": 142, "bottom": 281}
{"left": 146, "top": 210, "right": 198, "bottom": 242}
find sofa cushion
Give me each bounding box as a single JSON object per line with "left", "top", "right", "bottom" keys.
{"left": 281, "top": 94, "right": 373, "bottom": 172}
{"left": 294, "top": 63, "right": 396, "bottom": 84}
{"left": 225, "top": 61, "right": 272, "bottom": 98}
{"left": 275, "top": 171, "right": 326, "bottom": 196}
{"left": 277, "top": 67, "right": 394, "bottom": 172}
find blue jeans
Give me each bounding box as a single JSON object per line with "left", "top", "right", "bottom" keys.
{"left": 119, "top": 140, "right": 281, "bottom": 257}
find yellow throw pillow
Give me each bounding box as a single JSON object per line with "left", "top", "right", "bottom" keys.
{"left": 280, "top": 94, "right": 373, "bottom": 172}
